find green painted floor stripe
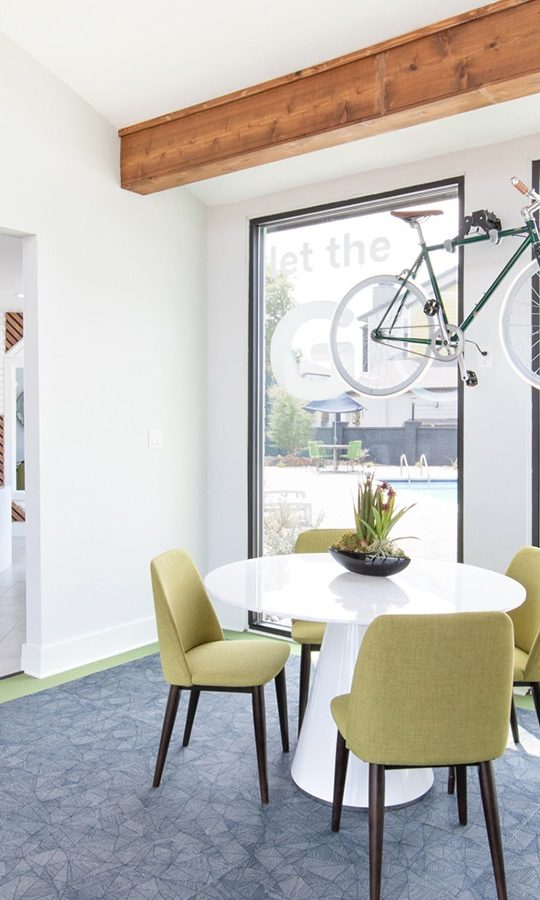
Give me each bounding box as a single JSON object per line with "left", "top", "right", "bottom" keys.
{"left": 514, "top": 693, "right": 535, "bottom": 712}
{"left": 0, "top": 630, "right": 297, "bottom": 705}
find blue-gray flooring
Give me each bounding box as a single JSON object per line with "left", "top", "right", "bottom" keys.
{"left": 1, "top": 654, "right": 540, "bottom": 899}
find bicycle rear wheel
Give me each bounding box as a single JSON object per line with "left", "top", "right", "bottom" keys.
{"left": 329, "top": 275, "right": 433, "bottom": 397}
{"left": 500, "top": 259, "right": 540, "bottom": 389}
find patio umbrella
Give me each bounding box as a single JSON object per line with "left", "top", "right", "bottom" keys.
{"left": 303, "top": 393, "right": 366, "bottom": 444}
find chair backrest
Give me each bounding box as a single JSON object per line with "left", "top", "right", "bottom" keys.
{"left": 150, "top": 549, "right": 223, "bottom": 686}
{"left": 506, "top": 546, "right": 540, "bottom": 655}
{"left": 348, "top": 440, "right": 363, "bottom": 459}
{"left": 294, "top": 528, "right": 350, "bottom": 554}
{"left": 345, "top": 612, "right": 513, "bottom": 767}
{"left": 308, "top": 441, "right": 322, "bottom": 459}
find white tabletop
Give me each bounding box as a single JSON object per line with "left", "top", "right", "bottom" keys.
{"left": 204, "top": 554, "right": 525, "bottom": 624}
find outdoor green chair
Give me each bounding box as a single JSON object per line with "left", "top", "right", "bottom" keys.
{"left": 339, "top": 439, "right": 364, "bottom": 470}
{"left": 150, "top": 548, "right": 290, "bottom": 804}
{"left": 331, "top": 612, "right": 514, "bottom": 900}
{"left": 316, "top": 441, "right": 332, "bottom": 460}
{"left": 291, "top": 528, "right": 348, "bottom": 733}
{"left": 308, "top": 440, "right": 327, "bottom": 469}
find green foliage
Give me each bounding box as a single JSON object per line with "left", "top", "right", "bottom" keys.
{"left": 331, "top": 472, "right": 415, "bottom": 558}
{"left": 264, "top": 270, "right": 297, "bottom": 456}
{"left": 267, "top": 386, "right": 313, "bottom": 455}
{"left": 264, "top": 269, "right": 296, "bottom": 374}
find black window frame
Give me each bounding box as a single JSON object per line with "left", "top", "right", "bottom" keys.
{"left": 248, "top": 176, "right": 465, "bottom": 635}
{"left": 531, "top": 159, "right": 540, "bottom": 547}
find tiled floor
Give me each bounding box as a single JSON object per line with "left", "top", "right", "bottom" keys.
{"left": 0, "top": 536, "right": 25, "bottom": 678}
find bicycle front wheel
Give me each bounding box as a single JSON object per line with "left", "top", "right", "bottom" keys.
{"left": 329, "top": 275, "right": 433, "bottom": 397}
{"left": 500, "top": 259, "right": 540, "bottom": 389}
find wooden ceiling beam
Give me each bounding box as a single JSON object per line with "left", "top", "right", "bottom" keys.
{"left": 119, "top": 0, "right": 540, "bottom": 194}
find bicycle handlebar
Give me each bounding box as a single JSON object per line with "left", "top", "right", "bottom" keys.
{"left": 511, "top": 176, "right": 540, "bottom": 203}
{"left": 511, "top": 176, "right": 530, "bottom": 195}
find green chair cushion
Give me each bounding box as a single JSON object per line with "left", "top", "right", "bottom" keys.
{"left": 151, "top": 549, "right": 224, "bottom": 686}
{"left": 293, "top": 529, "right": 349, "bottom": 554}
{"left": 341, "top": 612, "right": 513, "bottom": 767}
{"left": 507, "top": 547, "right": 540, "bottom": 655}
{"left": 514, "top": 646, "right": 529, "bottom": 681}
{"left": 291, "top": 530, "right": 348, "bottom": 650}
{"left": 291, "top": 620, "right": 326, "bottom": 645}
{"left": 186, "top": 639, "right": 290, "bottom": 687}
{"left": 330, "top": 693, "right": 349, "bottom": 739}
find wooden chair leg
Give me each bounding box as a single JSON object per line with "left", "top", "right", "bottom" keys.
{"left": 252, "top": 685, "right": 269, "bottom": 804}
{"left": 369, "top": 764, "right": 385, "bottom": 900}
{"left": 182, "top": 688, "right": 200, "bottom": 747}
{"left": 153, "top": 685, "right": 181, "bottom": 788}
{"left": 447, "top": 765, "right": 455, "bottom": 794}
{"left": 478, "top": 761, "right": 507, "bottom": 900}
{"left": 456, "top": 765, "right": 468, "bottom": 826}
{"left": 274, "top": 668, "right": 289, "bottom": 753}
{"left": 530, "top": 682, "right": 540, "bottom": 730}
{"left": 510, "top": 696, "right": 520, "bottom": 744}
{"left": 331, "top": 731, "right": 349, "bottom": 832}
{"left": 298, "top": 644, "right": 312, "bottom": 735}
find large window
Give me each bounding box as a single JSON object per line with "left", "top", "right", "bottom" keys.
{"left": 531, "top": 159, "right": 540, "bottom": 547}
{"left": 249, "top": 180, "right": 463, "bottom": 632}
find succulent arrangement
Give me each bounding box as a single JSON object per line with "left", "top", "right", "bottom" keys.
{"left": 330, "top": 472, "right": 415, "bottom": 559}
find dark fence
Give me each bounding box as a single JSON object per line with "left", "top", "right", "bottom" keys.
{"left": 309, "top": 420, "right": 457, "bottom": 466}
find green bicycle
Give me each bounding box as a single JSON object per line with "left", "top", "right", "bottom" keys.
{"left": 329, "top": 177, "right": 540, "bottom": 396}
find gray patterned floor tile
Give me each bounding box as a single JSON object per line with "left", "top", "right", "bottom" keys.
{"left": 1, "top": 655, "right": 540, "bottom": 899}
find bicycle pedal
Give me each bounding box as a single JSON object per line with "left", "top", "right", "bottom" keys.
{"left": 465, "top": 370, "right": 478, "bottom": 387}
{"left": 423, "top": 299, "right": 439, "bottom": 316}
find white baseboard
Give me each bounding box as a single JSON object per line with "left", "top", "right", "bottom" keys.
{"left": 21, "top": 616, "right": 158, "bottom": 678}
{"left": 12, "top": 522, "right": 25, "bottom": 536}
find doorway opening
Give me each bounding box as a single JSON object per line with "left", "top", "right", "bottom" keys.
{"left": 0, "top": 232, "right": 33, "bottom": 677}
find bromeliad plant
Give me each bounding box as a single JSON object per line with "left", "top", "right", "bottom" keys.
{"left": 331, "top": 472, "right": 415, "bottom": 559}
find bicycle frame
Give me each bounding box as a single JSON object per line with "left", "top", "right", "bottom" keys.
{"left": 373, "top": 217, "right": 540, "bottom": 349}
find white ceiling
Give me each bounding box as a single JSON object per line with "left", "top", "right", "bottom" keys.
{"left": 0, "top": 0, "right": 486, "bottom": 128}
{"left": 1, "top": 0, "right": 539, "bottom": 205}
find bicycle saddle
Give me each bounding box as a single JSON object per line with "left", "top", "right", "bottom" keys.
{"left": 391, "top": 209, "right": 443, "bottom": 221}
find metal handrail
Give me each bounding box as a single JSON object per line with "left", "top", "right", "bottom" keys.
{"left": 399, "top": 454, "right": 410, "bottom": 483}
{"left": 418, "top": 453, "right": 430, "bottom": 483}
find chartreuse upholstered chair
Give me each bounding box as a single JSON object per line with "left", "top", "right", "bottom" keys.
{"left": 291, "top": 528, "right": 348, "bottom": 733}
{"left": 150, "top": 549, "right": 290, "bottom": 804}
{"left": 506, "top": 545, "right": 540, "bottom": 740}
{"left": 448, "top": 546, "right": 540, "bottom": 778}
{"left": 331, "top": 612, "right": 514, "bottom": 900}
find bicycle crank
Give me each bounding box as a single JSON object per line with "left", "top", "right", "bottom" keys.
{"left": 430, "top": 324, "right": 465, "bottom": 361}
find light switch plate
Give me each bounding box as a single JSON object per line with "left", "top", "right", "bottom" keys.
{"left": 148, "top": 429, "right": 164, "bottom": 449}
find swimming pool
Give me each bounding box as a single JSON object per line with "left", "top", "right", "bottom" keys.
{"left": 389, "top": 480, "right": 457, "bottom": 504}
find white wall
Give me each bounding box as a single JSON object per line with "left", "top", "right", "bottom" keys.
{"left": 208, "top": 133, "right": 538, "bottom": 627}
{"left": 0, "top": 34, "right": 208, "bottom": 676}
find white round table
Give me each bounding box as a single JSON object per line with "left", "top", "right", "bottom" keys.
{"left": 204, "top": 554, "right": 525, "bottom": 808}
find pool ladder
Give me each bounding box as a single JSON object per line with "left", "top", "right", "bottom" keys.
{"left": 399, "top": 454, "right": 410, "bottom": 482}
{"left": 400, "top": 453, "right": 430, "bottom": 483}
{"left": 418, "top": 453, "right": 431, "bottom": 483}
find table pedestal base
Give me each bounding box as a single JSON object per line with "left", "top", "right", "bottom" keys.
{"left": 291, "top": 622, "right": 434, "bottom": 808}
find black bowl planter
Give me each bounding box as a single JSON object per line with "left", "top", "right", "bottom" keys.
{"left": 329, "top": 548, "right": 411, "bottom": 577}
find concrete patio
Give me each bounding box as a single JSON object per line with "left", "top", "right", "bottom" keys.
{"left": 264, "top": 464, "right": 457, "bottom": 561}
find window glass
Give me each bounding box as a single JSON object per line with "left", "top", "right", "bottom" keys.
{"left": 252, "top": 184, "right": 461, "bottom": 630}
